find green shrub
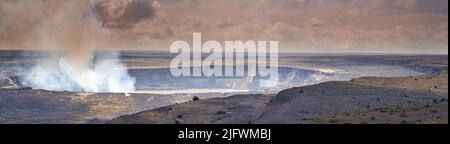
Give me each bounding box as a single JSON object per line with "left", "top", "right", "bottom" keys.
{"left": 401, "top": 120, "right": 408, "bottom": 124}
{"left": 328, "top": 119, "right": 339, "bottom": 124}
{"left": 215, "top": 111, "right": 227, "bottom": 115}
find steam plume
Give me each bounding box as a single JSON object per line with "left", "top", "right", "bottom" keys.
{"left": 7, "top": 0, "right": 136, "bottom": 93}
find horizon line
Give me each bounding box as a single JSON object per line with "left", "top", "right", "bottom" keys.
{"left": 0, "top": 49, "right": 448, "bottom": 56}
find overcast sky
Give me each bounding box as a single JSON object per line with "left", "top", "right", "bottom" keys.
{"left": 0, "top": 0, "right": 448, "bottom": 54}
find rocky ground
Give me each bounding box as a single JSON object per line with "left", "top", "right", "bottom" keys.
{"left": 0, "top": 87, "right": 237, "bottom": 124}
{"left": 109, "top": 71, "right": 448, "bottom": 124}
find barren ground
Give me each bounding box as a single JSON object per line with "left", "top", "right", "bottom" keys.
{"left": 109, "top": 71, "right": 448, "bottom": 124}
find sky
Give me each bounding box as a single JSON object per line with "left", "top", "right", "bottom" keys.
{"left": 0, "top": 0, "right": 448, "bottom": 54}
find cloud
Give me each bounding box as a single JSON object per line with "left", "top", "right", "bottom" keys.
{"left": 395, "top": 0, "right": 419, "bottom": 9}
{"left": 0, "top": 0, "right": 448, "bottom": 53}
{"left": 97, "top": 0, "right": 157, "bottom": 29}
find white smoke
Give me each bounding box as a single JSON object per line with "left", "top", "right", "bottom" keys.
{"left": 22, "top": 53, "right": 136, "bottom": 93}
{"left": 6, "top": 0, "right": 137, "bottom": 94}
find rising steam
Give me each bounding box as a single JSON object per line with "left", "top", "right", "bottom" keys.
{"left": 6, "top": 0, "right": 136, "bottom": 93}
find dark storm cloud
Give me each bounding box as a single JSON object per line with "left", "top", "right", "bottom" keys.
{"left": 115, "top": 0, "right": 156, "bottom": 29}
{"left": 96, "top": 0, "right": 156, "bottom": 29}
